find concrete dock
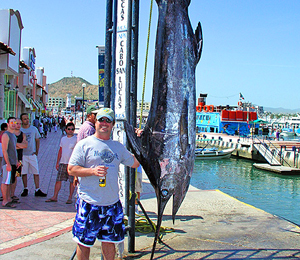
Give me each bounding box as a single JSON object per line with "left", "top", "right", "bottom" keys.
{"left": 197, "top": 132, "right": 300, "bottom": 171}
{"left": 1, "top": 128, "right": 300, "bottom": 259}
{"left": 253, "top": 163, "right": 300, "bottom": 175}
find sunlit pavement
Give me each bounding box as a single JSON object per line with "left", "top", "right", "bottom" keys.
{"left": 0, "top": 126, "right": 76, "bottom": 255}
{"left": 1, "top": 124, "right": 300, "bottom": 259}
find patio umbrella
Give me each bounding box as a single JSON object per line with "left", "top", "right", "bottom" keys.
{"left": 249, "top": 119, "right": 268, "bottom": 124}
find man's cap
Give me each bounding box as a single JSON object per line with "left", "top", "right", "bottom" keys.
{"left": 96, "top": 108, "right": 115, "bottom": 121}
{"left": 86, "top": 105, "right": 99, "bottom": 115}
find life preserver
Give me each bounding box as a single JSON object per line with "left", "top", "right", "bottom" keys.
{"left": 203, "top": 105, "right": 209, "bottom": 112}
{"left": 196, "top": 105, "right": 202, "bottom": 112}
{"left": 208, "top": 105, "right": 214, "bottom": 112}
{"left": 238, "top": 101, "right": 242, "bottom": 106}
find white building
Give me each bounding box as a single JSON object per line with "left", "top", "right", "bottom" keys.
{"left": 46, "top": 96, "right": 65, "bottom": 109}
{"left": 66, "top": 93, "right": 71, "bottom": 108}
{"left": 0, "top": 9, "right": 23, "bottom": 120}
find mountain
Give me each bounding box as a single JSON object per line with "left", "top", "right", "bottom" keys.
{"left": 264, "top": 107, "right": 300, "bottom": 114}
{"left": 48, "top": 77, "right": 98, "bottom": 102}
{"left": 48, "top": 77, "right": 300, "bottom": 114}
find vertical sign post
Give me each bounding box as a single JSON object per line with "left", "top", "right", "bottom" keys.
{"left": 113, "top": 0, "right": 129, "bottom": 210}
{"left": 97, "top": 46, "right": 105, "bottom": 105}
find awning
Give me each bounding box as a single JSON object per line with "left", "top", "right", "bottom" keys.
{"left": 36, "top": 101, "right": 44, "bottom": 111}
{"left": 30, "top": 98, "right": 39, "bottom": 110}
{"left": 19, "top": 60, "right": 29, "bottom": 70}
{"left": 0, "top": 42, "right": 16, "bottom": 55}
{"left": 18, "top": 92, "right": 33, "bottom": 110}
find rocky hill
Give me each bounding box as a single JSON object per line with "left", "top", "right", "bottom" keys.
{"left": 48, "top": 77, "right": 98, "bottom": 102}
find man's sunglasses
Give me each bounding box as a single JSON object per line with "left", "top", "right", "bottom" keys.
{"left": 67, "top": 128, "right": 75, "bottom": 131}
{"left": 98, "top": 118, "right": 112, "bottom": 123}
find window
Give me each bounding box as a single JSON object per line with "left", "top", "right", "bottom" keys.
{"left": 4, "top": 89, "right": 16, "bottom": 118}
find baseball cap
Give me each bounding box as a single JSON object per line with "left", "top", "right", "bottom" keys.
{"left": 96, "top": 108, "right": 115, "bottom": 121}
{"left": 86, "top": 105, "right": 99, "bottom": 115}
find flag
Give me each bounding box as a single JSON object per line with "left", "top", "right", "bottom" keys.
{"left": 239, "top": 93, "right": 244, "bottom": 100}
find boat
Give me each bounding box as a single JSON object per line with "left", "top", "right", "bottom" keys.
{"left": 196, "top": 93, "right": 259, "bottom": 136}
{"left": 279, "top": 128, "right": 295, "bottom": 139}
{"left": 195, "top": 147, "right": 235, "bottom": 160}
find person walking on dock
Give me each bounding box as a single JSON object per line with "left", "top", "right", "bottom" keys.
{"left": 11, "top": 118, "right": 27, "bottom": 201}
{"left": 20, "top": 113, "right": 47, "bottom": 197}
{"left": 1, "top": 117, "right": 18, "bottom": 208}
{"left": 76, "top": 105, "right": 99, "bottom": 142}
{"left": 45, "top": 122, "right": 77, "bottom": 204}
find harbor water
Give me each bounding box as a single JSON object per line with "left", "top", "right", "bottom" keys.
{"left": 191, "top": 157, "right": 300, "bottom": 225}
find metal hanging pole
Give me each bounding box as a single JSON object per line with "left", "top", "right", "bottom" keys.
{"left": 104, "top": 0, "right": 113, "bottom": 108}
{"left": 111, "top": 0, "right": 118, "bottom": 111}
{"left": 127, "top": 0, "right": 140, "bottom": 253}
{"left": 125, "top": 0, "right": 134, "bottom": 253}
{"left": 131, "top": 0, "right": 139, "bottom": 123}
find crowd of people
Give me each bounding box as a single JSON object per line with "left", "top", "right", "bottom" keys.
{"left": 0, "top": 105, "right": 143, "bottom": 260}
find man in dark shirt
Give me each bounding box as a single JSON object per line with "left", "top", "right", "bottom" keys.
{"left": 11, "top": 118, "right": 27, "bottom": 201}
{"left": 1, "top": 117, "right": 18, "bottom": 208}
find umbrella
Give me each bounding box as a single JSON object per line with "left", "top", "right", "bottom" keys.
{"left": 249, "top": 119, "right": 268, "bottom": 124}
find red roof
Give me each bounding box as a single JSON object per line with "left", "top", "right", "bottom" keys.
{"left": 20, "top": 60, "right": 30, "bottom": 70}
{"left": 0, "top": 42, "right": 16, "bottom": 56}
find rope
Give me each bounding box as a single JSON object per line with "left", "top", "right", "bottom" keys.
{"left": 139, "top": 0, "right": 154, "bottom": 129}
{"left": 124, "top": 214, "right": 175, "bottom": 237}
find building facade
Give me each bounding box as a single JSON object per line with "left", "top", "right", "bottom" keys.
{"left": 0, "top": 9, "right": 48, "bottom": 123}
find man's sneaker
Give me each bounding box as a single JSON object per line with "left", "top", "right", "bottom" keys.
{"left": 35, "top": 189, "right": 47, "bottom": 197}
{"left": 21, "top": 189, "right": 28, "bottom": 197}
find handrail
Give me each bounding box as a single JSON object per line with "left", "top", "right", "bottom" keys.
{"left": 252, "top": 136, "right": 291, "bottom": 167}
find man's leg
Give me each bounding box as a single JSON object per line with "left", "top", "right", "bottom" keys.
{"left": 1, "top": 183, "right": 11, "bottom": 206}
{"left": 33, "top": 174, "right": 40, "bottom": 189}
{"left": 21, "top": 174, "right": 28, "bottom": 196}
{"left": 76, "top": 244, "right": 90, "bottom": 260}
{"left": 11, "top": 179, "right": 17, "bottom": 198}
{"left": 34, "top": 175, "right": 47, "bottom": 197}
{"left": 48, "top": 181, "right": 61, "bottom": 201}
{"left": 22, "top": 174, "right": 27, "bottom": 188}
{"left": 101, "top": 242, "right": 116, "bottom": 260}
{"left": 68, "top": 181, "right": 75, "bottom": 201}
{"left": 21, "top": 156, "right": 29, "bottom": 196}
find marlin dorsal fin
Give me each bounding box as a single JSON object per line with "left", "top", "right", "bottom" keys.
{"left": 195, "top": 22, "right": 203, "bottom": 64}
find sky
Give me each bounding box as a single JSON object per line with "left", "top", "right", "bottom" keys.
{"left": 2, "top": 0, "right": 300, "bottom": 109}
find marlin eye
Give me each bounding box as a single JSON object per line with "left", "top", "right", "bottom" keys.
{"left": 161, "top": 189, "right": 168, "bottom": 197}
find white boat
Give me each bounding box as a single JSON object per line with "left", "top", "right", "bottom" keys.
{"left": 279, "top": 128, "right": 295, "bottom": 139}
{"left": 195, "top": 147, "right": 235, "bottom": 160}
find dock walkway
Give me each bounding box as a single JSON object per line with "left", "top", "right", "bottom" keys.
{"left": 197, "top": 132, "right": 300, "bottom": 171}
{"left": 1, "top": 128, "right": 300, "bottom": 259}
{"left": 253, "top": 163, "right": 300, "bottom": 175}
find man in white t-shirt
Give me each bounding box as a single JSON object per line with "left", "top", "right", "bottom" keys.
{"left": 20, "top": 113, "right": 47, "bottom": 197}
{"left": 68, "top": 108, "right": 140, "bottom": 260}
{"left": 45, "top": 122, "right": 77, "bottom": 204}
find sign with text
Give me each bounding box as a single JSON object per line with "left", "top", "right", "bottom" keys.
{"left": 97, "top": 46, "right": 105, "bottom": 102}
{"left": 113, "top": 0, "right": 129, "bottom": 208}
{"left": 23, "top": 47, "right": 36, "bottom": 87}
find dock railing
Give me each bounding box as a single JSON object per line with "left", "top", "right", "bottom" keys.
{"left": 252, "top": 136, "right": 291, "bottom": 167}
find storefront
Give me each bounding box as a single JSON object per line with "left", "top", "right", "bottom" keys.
{"left": 0, "top": 9, "right": 23, "bottom": 121}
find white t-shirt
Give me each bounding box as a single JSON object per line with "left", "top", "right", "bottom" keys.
{"left": 21, "top": 125, "right": 41, "bottom": 155}
{"left": 69, "top": 135, "right": 134, "bottom": 206}
{"left": 60, "top": 135, "right": 77, "bottom": 164}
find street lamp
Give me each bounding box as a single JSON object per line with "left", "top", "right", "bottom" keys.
{"left": 82, "top": 83, "right": 86, "bottom": 124}
{"left": 4, "top": 80, "right": 11, "bottom": 90}
{"left": 74, "top": 96, "right": 77, "bottom": 123}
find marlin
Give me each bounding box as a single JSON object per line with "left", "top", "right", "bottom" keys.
{"left": 124, "top": 0, "right": 202, "bottom": 258}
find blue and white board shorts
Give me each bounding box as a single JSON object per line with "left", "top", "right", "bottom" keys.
{"left": 72, "top": 198, "right": 125, "bottom": 247}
